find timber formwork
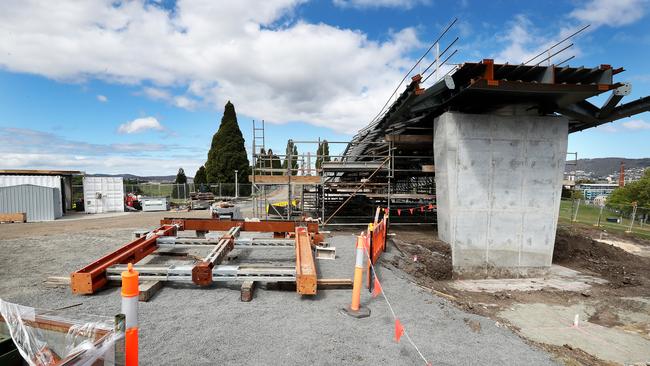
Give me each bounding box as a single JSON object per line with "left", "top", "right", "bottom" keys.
{"left": 70, "top": 218, "right": 327, "bottom": 297}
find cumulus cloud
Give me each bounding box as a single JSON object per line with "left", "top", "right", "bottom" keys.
{"left": 570, "top": 0, "right": 648, "bottom": 27}
{"left": 97, "top": 94, "right": 108, "bottom": 102}
{"left": 117, "top": 117, "right": 164, "bottom": 134}
{"left": 333, "top": 0, "right": 429, "bottom": 9}
{"left": 622, "top": 119, "right": 650, "bottom": 130}
{"left": 493, "top": 0, "right": 647, "bottom": 64}
{"left": 0, "top": 1, "right": 421, "bottom": 134}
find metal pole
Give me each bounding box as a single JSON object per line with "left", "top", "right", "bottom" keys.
{"left": 234, "top": 170, "right": 239, "bottom": 199}
{"left": 627, "top": 202, "right": 638, "bottom": 233}
{"left": 572, "top": 199, "right": 581, "bottom": 222}
{"left": 287, "top": 140, "right": 292, "bottom": 220}
{"left": 596, "top": 204, "right": 603, "bottom": 227}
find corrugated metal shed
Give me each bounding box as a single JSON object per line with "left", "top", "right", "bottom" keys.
{"left": 0, "top": 175, "right": 63, "bottom": 217}
{"left": 0, "top": 184, "right": 61, "bottom": 221}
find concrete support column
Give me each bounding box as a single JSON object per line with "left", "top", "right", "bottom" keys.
{"left": 434, "top": 111, "right": 568, "bottom": 278}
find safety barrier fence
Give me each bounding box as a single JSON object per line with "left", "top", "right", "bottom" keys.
{"left": 559, "top": 198, "right": 650, "bottom": 239}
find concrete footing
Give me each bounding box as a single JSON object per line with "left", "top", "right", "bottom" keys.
{"left": 434, "top": 111, "right": 568, "bottom": 278}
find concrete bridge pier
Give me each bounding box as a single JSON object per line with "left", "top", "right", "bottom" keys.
{"left": 434, "top": 110, "right": 568, "bottom": 278}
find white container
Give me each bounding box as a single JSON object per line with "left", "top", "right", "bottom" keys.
{"left": 0, "top": 175, "right": 63, "bottom": 218}
{"left": 141, "top": 197, "right": 168, "bottom": 212}
{"left": 83, "top": 177, "right": 125, "bottom": 213}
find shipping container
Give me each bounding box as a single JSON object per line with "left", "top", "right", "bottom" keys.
{"left": 83, "top": 177, "right": 125, "bottom": 214}
{"left": 0, "top": 184, "right": 61, "bottom": 221}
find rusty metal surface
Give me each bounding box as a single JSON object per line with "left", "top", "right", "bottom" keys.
{"left": 70, "top": 225, "right": 177, "bottom": 294}
{"left": 161, "top": 218, "right": 319, "bottom": 234}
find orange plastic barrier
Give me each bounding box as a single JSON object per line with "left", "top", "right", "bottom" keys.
{"left": 366, "top": 209, "right": 389, "bottom": 289}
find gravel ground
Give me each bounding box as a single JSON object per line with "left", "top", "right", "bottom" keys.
{"left": 0, "top": 215, "right": 559, "bottom": 365}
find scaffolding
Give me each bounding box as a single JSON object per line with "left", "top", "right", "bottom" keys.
{"left": 250, "top": 123, "right": 435, "bottom": 226}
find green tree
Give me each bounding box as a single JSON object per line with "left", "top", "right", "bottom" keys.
{"left": 282, "top": 140, "right": 299, "bottom": 175}
{"left": 607, "top": 168, "right": 650, "bottom": 213}
{"left": 172, "top": 167, "right": 188, "bottom": 199}
{"left": 194, "top": 165, "right": 207, "bottom": 192}
{"left": 204, "top": 101, "right": 250, "bottom": 195}
{"left": 255, "top": 148, "right": 268, "bottom": 175}
{"left": 316, "top": 140, "right": 330, "bottom": 170}
{"left": 268, "top": 149, "right": 282, "bottom": 176}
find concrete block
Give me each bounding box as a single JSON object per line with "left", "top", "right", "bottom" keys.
{"left": 434, "top": 111, "right": 568, "bottom": 278}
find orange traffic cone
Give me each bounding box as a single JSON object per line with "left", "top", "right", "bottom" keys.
{"left": 340, "top": 235, "right": 371, "bottom": 318}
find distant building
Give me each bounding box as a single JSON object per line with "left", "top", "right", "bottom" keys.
{"left": 575, "top": 183, "right": 619, "bottom": 202}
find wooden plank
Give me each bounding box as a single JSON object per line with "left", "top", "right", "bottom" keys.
{"left": 295, "top": 228, "right": 317, "bottom": 295}
{"left": 0, "top": 213, "right": 26, "bottom": 223}
{"left": 248, "top": 175, "right": 321, "bottom": 184}
{"left": 240, "top": 280, "right": 256, "bottom": 302}
{"left": 139, "top": 281, "right": 162, "bottom": 302}
{"left": 44, "top": 276, "right": 71, "bottom": 288}
{"left": 317, "top": 278, "right": 353, "bottom": 289}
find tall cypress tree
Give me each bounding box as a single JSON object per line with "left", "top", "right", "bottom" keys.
{"left": 194, "top": 166, "right": 207, "bottom": 185}
{"left": 205, "top": 101, "right": 250, "bottom": 193}
{"left": 172, "top": 167, "right": 188, "bottom": 199}
{"left": 282, "top": 140, "right": 299, "bottom": 175}
{"left": 268, "top": 149, "right": 282, "bottom": 176}
{"left": 316, "top": 140, "right": 330, "bottom": 170}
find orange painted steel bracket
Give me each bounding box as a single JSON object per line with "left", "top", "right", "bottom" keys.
{"left": 160, "top": 218, "right": 319, "bottom": 234}
{"left": 70, "top": 225, "right": 177, "bottom": 294}
{"left": 192, "top": 226, "right": 240, "bottom": 286}
{"left": 295, "top": 227, "right": 317, "bottom": 295}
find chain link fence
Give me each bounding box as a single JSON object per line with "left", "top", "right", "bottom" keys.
{"left": 559, "top": 198, "right": 650, "bottom": 239}
{"left": 71, "top": 183, "right": 253, "bottom": 205}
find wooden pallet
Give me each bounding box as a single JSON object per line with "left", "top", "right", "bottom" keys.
{"left": 0, "top": 213, "right": 26, "bottom": 223}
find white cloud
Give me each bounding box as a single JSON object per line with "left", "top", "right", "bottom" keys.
{"left": 117, "top": 117, "right": 164, "bottom": 134}
{"left": 333, "top": 0, "right": 428, "bottom": 9}
{"left": 595, "top": 123, "right": 618, "bottom": 132}
{"left": 622, "top": 119, "right": 650, "bottom": 130}
{"left": 96, "top": 94, "right": 108, "bottom": 102}
{"left": 0, "top": 127, "right": 203, "bottom": 175}
{"left": 141, "top": 87, "right": 199, "bottom": 110}
{"left": 0, "top": 1, "right": 422, "bottom": 134}
{"left": 570, "top": 0, "right": 648, "bottom": 27}
{"left": 492, "top": 0, "right": 648, "bottom": 65}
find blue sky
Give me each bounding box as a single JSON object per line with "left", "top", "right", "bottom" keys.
{"left": 0, "top": 0, "right": 649, "bottom": 176}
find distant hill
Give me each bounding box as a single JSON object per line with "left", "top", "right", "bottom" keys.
{"left": 87, "top": 173, "right": 193, "bottom": 183}
{"left": 566, "top": 158, "right": 650, "bottom": 177}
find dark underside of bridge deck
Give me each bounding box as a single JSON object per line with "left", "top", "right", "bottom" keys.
{"left": 321, "top": 59, "right": 650, "bottom": 224}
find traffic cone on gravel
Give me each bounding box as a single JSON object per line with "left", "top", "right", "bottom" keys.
{"left": 340, "top": 235, "right": 371, "bottom": 318}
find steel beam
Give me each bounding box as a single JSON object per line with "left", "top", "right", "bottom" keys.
{"left": 160, "top": 218, "right": 319, "bottom": 234}
{"left": 156, "top": 237, "right": 295, "bottom": 248}
{"left": 192, "top": 227, "right": 239, "bottom": 286}
{"left": 106, "top": 264, "right": 296, "bottom": 283}
{"left": 70, "top": 225, "right": 177, "bottom": 294}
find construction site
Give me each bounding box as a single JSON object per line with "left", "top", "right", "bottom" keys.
{"left": 2, "top": 8, "right": 650, "bottom": 366}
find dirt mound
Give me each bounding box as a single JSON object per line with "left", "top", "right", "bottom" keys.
{"left": 554, "top": 225, "right": 650, "bottom": 291}
{"left": 389, "top": 227, "right": 452, "bottom": 281}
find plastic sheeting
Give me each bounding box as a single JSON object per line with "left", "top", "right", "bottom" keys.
{"left": 0, "top": 299, "right": 122, "bottom": 366}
